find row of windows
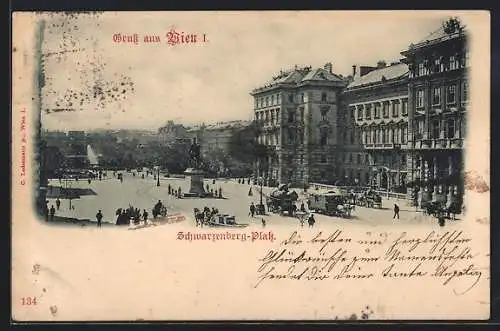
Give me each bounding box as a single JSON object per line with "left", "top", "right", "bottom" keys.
{"left": 361, "top": 126, "right": 408, "bottom": 145}
{"left": 255, "top": 94, "right": 281, "bottom": 109}
{"left": 413, "top": 52, "right": 470, "bottom": 78}
{"left": 255, "top": 108, "right": 280, "bottom": 125}
{"left": 414, "top": 118, "right": 463, "bottom": 139}
{"left": 255, "top": 92, "right": 330, "bottom": 109}
{"left": 355, "top": 100, "right": 408, "bottom": 120}
{"left": 343, "top": 153, "right": 370, "bottom": 165}
{"left": 415, "top": 81, "right": 468, "bottom": 108}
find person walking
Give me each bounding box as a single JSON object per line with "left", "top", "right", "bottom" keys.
{"left": 393, "top": 203, "right": 400, "bottom": 219}
{"left": 300, "top": 202, "right": 306, "bottom": 212}
{"left": 250, "top": 202, "right": 256, "bottom": 217}
{"left": 55, "top": 198, "right": 61, "bottom": 211}
{"left": 96, "top": 210, "right": 103, "bottom": 227}
{"left": 43, "top": 202, "right": 49, "bottom": 222}
{"left": 143, "top": 209, "right": 149, "bottom": 223}
{"left": 308, "top": 214, "right": 316, "bottom": 228}
{"left": 49, "top": 205, "right": 56, "bottom": 222}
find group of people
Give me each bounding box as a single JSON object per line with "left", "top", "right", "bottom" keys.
{"left": 205, "top": 184, "right": 223, "bottom": 198}
{"left": 167, "top": 185, "right": 182, "bottom": 198}
{"left": 237, "top": 178, "right": 252, "bottom": 185}
{"left": 115, "top": 205, "right": 150, "bottom": 225}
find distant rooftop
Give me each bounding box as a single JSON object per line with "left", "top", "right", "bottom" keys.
{"left": 252, "top": 64, "right": 347, "bottom": 93}
{"left": 348, "top": 63, "right": 408, "bottom": 89}
{"left": 404, "top": 18, "right": 466, "bottom": 54}
{"left": 205, "top": 120, "right": 252, "bottom": 130}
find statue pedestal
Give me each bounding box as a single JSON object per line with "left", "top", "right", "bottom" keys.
{"left": 184, "top": 168, "right": 207, "bottom": 197}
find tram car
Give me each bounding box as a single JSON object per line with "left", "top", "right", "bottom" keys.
{"left": 309, "top": 190, "right": 353, "bottom": 218}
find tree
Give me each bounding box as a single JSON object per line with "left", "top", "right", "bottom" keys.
{"left": 228, "top": 120, "right": 271, "bottom": 176}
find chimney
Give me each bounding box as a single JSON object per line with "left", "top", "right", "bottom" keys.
{"left": 324, "top": 62, "right": 333, "bottom": 73}
{"left": 352, "top": 65, "right": 357, "bottom": 77}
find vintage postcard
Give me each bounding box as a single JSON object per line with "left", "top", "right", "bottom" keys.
{"left": 11, "top": 11, "right": 490, "bottom": 321}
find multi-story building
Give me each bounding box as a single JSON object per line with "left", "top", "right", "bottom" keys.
{"left": 401, "top": 17, "right": 468, "bottom": 206}
{"left": 345, "top": 61, "right": 410, "bottom": 192}
{"left": 158, "top": 121, "right": 190, "bottom": 144}
{"left": 251, "top": 63, "right": 349, "bottom": 186}
{"left": 198, "top": 120, "right": 252, "bottom": 158}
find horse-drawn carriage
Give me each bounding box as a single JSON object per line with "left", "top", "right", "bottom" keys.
{"left": 355, "top": 190, "right": 382, "bottom": 209}
{"left": 266, "top": 185, "right": 299, "bottom": 216}
{"left": 422, "top": 196, "right": 462, "bottom": 220}
{"left": 193, "top": 207, "right": 247, "bottom": 227}
{"left": 152, "top": 202, "right": 167, "bottom": 218}
{"left": 309, "top": 190, "right": 354, "bottom": 218}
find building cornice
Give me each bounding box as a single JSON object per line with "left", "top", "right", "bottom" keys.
{"left": 345, "top": 76, "right": 408, "bottom": 94}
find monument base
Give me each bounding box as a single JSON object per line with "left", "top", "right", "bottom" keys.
{"left": 183, "top": 168, "right": 207, "bottom": 197}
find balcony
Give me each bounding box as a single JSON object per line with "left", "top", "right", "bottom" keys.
{"left": 450, "top": 138, "right": 463, "bottom": 148}
{"left": 363, "top": 143, "right": 404, "bottom": 150}
{"left": 412, "top": 138, "right": 464, "bottom": 150}
{"left": 434, "top": 138, "right": 448, "bottom": 149}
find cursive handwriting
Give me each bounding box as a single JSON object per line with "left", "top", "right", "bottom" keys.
{"left": 254, "top": 230, "right": 486, "bottom": 295}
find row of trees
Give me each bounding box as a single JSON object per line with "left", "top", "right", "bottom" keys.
{"left": 41, "top": 120, "right": 274, "bottom": 177}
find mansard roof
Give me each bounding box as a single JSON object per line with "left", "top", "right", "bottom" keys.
{"left": 348, "top": 63, "right": 408, "bottom": 89}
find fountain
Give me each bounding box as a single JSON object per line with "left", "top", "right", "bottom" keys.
{"left": 87, "top": 145, "right": 99, "bottom": 166}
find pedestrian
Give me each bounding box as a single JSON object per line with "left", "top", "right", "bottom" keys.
{"left": 49, "top": 205, "right": 56, "bottom": 222}
{"left": 438, "top": 211, "right": 446, "bottom": 227}
{"left": 248, "top": 187, "right": 253, "bottom": 196}
{"left": 56, "top": 198, "right": 61, "bottom": 211}
{"left": 96, "top": 209, "right": 103, "bottom": 227}
{"left": 250, "top": 202, "right": 256, "bottom": 217}
{"left": 88, "top": 178, "right": 91, "bottom": 184}
{"left": 261, "top": 218, "right": 266, "bottom": 228}
{"left": 308, "top": 214, "right": 316, "bottom": 228}
{"left": 219, "top": 187, "right": 222, "bottom": 198}
{"left": 206, "top": 184, "right": 210, "bottom": 192}
{"left": 143, "top": 209, "right": 149, "bottom": 223}
{"left": 393, "top": 203, "right": 400, "bottom": 219}
{"left": 43, "top": 202, "right": 49, "bottom": 222}
{"left": 300, "top": 202, "right": 306, "bottom": 212}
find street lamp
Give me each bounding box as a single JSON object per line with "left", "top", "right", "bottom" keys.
{"left": 156, "top": 166, "right": 160, "bottom": 187}
{"left": 257, "top": 176, "right": 265, "bottom": 215}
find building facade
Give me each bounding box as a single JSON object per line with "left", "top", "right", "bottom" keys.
{"left": 401, "top": 18, "right": 468, "bottom": 206}
{"left": 251, "top": 63, "right": 349, "bottom": 187}
{"left": 198, "top": 120, "right": 252, "bottom": 158}
{"left": 345, "top": 61, "right": 410, "bottom": 192}
{"left": 158, "top": 121, "right": 190, "bottom": 144}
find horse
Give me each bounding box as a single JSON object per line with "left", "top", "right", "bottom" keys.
{"left": 194, "top": 208, "right": 204, "bottom": 226}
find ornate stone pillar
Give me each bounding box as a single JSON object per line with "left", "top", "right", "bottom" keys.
{"left": 433, "top": 156, "right": 438, "bottom": 179}
{"left": 424, "top": 81, "right": 431, "bottom": 140}
{"left": 419, "top": 156, "right": 425, "bottom": 180}
{"left": 432, "top": 185, "right": 438, "bottom": 201}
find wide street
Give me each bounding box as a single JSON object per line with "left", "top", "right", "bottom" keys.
{"left": 46, "top": 171, "right": 451, "bottom": 229}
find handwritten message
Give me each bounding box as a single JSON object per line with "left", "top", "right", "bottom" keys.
{"left": 254, "top": 230, "right": 484, "bottom": 296}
